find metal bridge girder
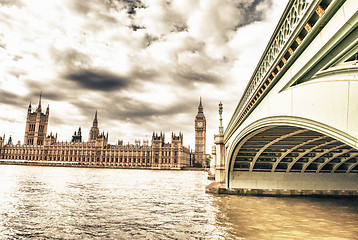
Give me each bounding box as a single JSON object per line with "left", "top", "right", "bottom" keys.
{"left": 249, "top": 129, "right": 307, "bottom": 171}
{"left": 316, "top": 148, "right": 352, "bottom": 173}
{"left": 301, "top": 144, "right": 346, "bottom": 172}
{"left": 271, "top": 135, "right": 327, "bottom": 172}
{"left": 286, "top": 140, "right": 338, "bottom": 172}
{"left": 331, "top": 152, "right": 358, "bottom": 173}
{"left": 347, "top": 162, "right": 358, "bottom": 173}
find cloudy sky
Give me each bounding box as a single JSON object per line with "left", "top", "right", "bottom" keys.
{"left": 0, "top": 0, "right": 288, "bottom": 150}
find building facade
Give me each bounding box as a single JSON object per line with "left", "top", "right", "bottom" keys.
{"left": 24, "top": 94, "right": 49, "bottom": 145}
{"left": 0, "top": 97, "right": 192, "bottom": 169}
{"left": 194, "top": 98, "right": 206, "bottom": 166}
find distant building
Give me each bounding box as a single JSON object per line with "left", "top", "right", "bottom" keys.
{"left": 0, "top": 95, "right": 195, "bottom": 169}
{"left": 194, "top": 98, "right": 206, "bottom": 166}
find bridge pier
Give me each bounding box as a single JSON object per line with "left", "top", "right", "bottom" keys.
{"left": 206, "top": 102, "right": 228, "bottom": 193}
{"left": 214, "top": 133, "right": 225, "bottom": 183}
{"left": 206, "top": 133, "right": 227, "bottom": 194}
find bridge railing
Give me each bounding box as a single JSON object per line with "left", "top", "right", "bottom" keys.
{"left": 225, "top": 0, "right": 338, "bottom": 142}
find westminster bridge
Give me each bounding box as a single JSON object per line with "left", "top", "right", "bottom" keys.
{"left": 212, "top": 0, "right": 358, "bottom": 196}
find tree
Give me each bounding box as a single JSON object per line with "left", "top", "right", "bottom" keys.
{"left": 193, "top": 162, "right": 202, "bottom": 168}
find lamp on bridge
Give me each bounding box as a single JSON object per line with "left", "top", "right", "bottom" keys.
{"left": 219, "top": 101, "right": 223, "bottom": 134}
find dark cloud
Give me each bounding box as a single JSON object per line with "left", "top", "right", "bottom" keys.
{"left": 51, "top": 47, "right": 159, "bottom": 93}
{"left": 235, "top": 0, "right": 271, "bottom": 28}
{"left": 64, "top": 69, "right": 131, "bottom": 91}
{"left": 113, "top": 0, "right": 146, "bottom": 16}
{"left": 131, "top": 24, "right": 145, "bottom": 31}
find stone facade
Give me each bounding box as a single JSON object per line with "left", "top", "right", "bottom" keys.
{"left": 0, "top": 97, "right": 192, "bottom": 169}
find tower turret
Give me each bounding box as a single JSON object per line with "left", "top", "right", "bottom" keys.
{"left": 89, "top": 111, "right": 100, "bottom": 142}
{"left": 24, "top": 93, "right": 49, "bottom": 145}
{"left": 71, "top": 127, "right": 82, "bottom": 143}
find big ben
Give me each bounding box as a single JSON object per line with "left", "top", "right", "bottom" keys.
{"left": 195, "top": 97, "right": 206, "bottom": 166}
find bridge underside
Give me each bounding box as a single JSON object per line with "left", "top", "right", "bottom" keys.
{"left": 233, "top": 125, "right": 358, "bottom": 174}
{"left": 226, "top": 125, "right": 358, "bottom": 195}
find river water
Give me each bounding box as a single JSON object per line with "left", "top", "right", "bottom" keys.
{"left": 0, "top": 165, "right": 357, "bottom": 239}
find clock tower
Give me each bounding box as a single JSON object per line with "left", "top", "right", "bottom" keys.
{"left": 195, "top": 97, "right": 206, "bottom": 166}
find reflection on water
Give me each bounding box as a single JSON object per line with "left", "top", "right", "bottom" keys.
{"left": 0, "top": 165, "right": 357, "bottom": 239}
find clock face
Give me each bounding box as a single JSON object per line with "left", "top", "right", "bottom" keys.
{"left": 197, "top": 122, "right": 203, "bottom": 127}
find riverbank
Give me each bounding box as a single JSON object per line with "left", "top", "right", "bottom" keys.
{"left": 0, "top": 160, "right": 205, "bottom": 171}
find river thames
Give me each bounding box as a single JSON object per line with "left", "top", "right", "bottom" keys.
{"left": 0, "top": 165, "right": 357, "bottom": 239}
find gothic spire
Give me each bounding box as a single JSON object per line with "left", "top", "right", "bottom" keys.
{"left": 36, "top": 92, "right": 42, "bottom": 112}
{"left": 198, "top": 97, "right": 203, "bottom": 113}
{"left": 93, "top": 110, "right": 98, "bottom": 127}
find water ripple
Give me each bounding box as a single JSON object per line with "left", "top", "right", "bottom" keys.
{"left": 0, "top": 165, "right": 357, "bottom": 239}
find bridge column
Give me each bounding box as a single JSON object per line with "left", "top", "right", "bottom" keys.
{"left": 214, "top": 133, "right": 225, "bottom": 183}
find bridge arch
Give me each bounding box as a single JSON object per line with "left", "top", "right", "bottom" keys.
{"left": 226, "top": 116, "right": 358, "bottom": 188}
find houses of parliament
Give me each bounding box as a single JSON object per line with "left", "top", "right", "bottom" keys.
{"left": 0, "top": 95, "right": 207, "bottom": 169}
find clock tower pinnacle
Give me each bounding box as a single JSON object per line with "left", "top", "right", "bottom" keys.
{"left": 195, "top": 97, "right": 206, "bottom": 166}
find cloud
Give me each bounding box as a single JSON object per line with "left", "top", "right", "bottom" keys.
{"left": 234, "top": 0, "right": 271, "bottom": 28}
{"left": 64, "top": 69, "right": 131, "bottom": 92}
{"left": 0, "top": 0, "right": 23, "bottom": 8}
{"left": 0, "top": 89, "right": 25, "bottom": 107}
{"left": 51, "top": 47, "right": 92, "bottom": 71}
{"left": 114, "top": 0, "right": 146, "bottom": 16}
{"left": 7, "top": 68, "right": 27, "bottom": 79}
{"left": 0, "top": 41, "right": 6, "bottom": 49}
{"left": 175, "top": 67, "right": 221, "bottom": 86}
